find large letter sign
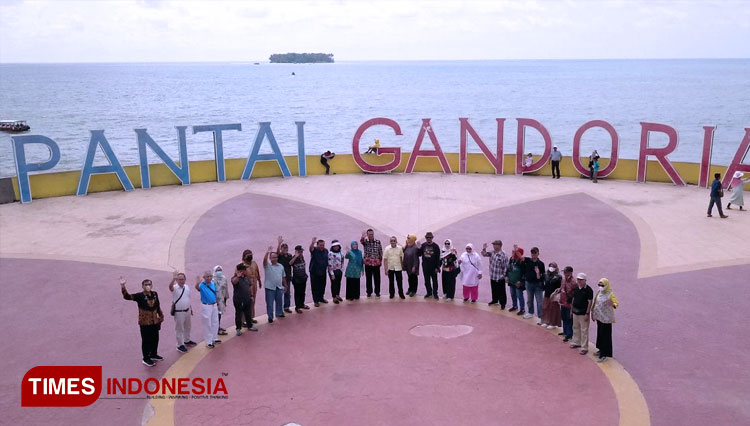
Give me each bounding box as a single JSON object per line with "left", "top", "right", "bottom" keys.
{"left": 459, "top": 118, "right": 504, "bottom": 174}
{"left": 722, "top": 128, "right": 750, "bottom": 188}
{"left": 296, "top": 121, "right": 306, "bottom": 177}
{"left": 241, "top": 122, "right": 292, "bottom": 180}
{"left": 135, "top": 127, "right": 190, "bottom": 189}
{"left": 698, "top": 125, "right": 717, "bottom": 188}
{"left": 77, "top": 130, "right": 134, "bottom": 196}
{"left": 192, "top": 123, "right": 242, "bottom": 182}
{"left": 352, "top": 118, "right": 403, "bottom": 173}
{"left": 405, "top": 119, "right": 451, "bottom": 174}
{"left": 572, "top": 120, "right": 620, "bottom": 178}
{"left": 11, "top": 135, "right": 61, "bottom": 203}
{"left": 637, "top": 122, "right": 685, "bottom": 185}
{"left": 516, "top": 118, "right": 552, "bottom": 174}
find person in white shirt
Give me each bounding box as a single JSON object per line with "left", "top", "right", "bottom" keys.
{"left": 550, "top": 145, "right": 563, "bottom": 179}
{"left": 169, "top": 272, "right": 194, "bottom": 353}
{"left": 459, "top": 243, "right": 483, "bottom": 302}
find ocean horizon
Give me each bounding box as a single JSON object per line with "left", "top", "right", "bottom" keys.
{"left": 1, "top": 58, "right": 748, "bottom": 178}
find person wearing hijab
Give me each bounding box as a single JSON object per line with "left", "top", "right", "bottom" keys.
{"left": 727, "top": 171, "right": 750, "bottom": 211}
{"left": 540, "top": 262, "right": 562, "bottom": 329}
{"left": 403, "top": 234, "right": 420, "bottom": 297}
{"left": 213, "top": 265, "right": 229, "bottom": 336}
{"left": 458, "top": 243, "right": 483, "bottom": 303}
{"left": 345, "top": 241, "right": 364, "bottom": 300}
{"left": 440, "top": 239, "right": 459, "bottom": 300}
{"left": 591, "top": 278, "right": 619, "bottom": 362}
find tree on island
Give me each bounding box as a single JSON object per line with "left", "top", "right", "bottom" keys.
{"left": 269, "top": 53, "right": 334, "bottom": 63}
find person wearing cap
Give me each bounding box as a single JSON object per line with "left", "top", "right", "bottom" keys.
{"left": 588, "top": 150, "right": 600, "bottom": 181}
{"left": 440, "top": 239, "right": 459, "bottom": 300}
{"left": 559, "top": 266, "right": 576, "bottom": 342}
{"left": 592, "top": 278, "right": 619, "bottom": 362}
{"left": 276, "top": 236, "right": 294, "bottom": 314}
{"left": 328, "top": 240, "right": 345, "bottom": 303}
{"left": 506, "top": 246, "right": 526, "bottom": 315}
{"left": 309, "top": 237, "right": 330, "bottom": 306}
{"left": 459, "top": 243, "right": 483, "bottom": 302}
{"left": 418, "top": 232, "right": 441, "bottom": 299}
{"left": 195, "top": 271, "right": 220, "bottom": 348}
{"left": 263, "top": 246, "right": 287, "bottom": 323}
{"left": 231, "top": 263, "right": 258, "bottom": 336}
{"left": 120, "top": 276, "right": 164, "bottom": 366}
{"left": 482, "top": 240, "right": 509, "bottom": 308}
{"left": 550, "top": 145, "right": 562, "bottom": 179}
{"left": 570, "top": 272, "right": 594, "bottom": 355}
{"left": 360, "top": 229, "right": 384, "bottom": 297}
{"left": 403, "top": 234, "right": 420, "bottom": 297}
{"left": 523, "top": 247, "right": 546, "bottom": 322}
{"left": 727, "top": 171, "right": 750, "bottom": 211}
{"left": 289, "top": 244, "right": 310, "bottom": 313}
{"left": 707, "top": 173, "right": 729, "bottom": 218}
{"left": 383, "top": 236, "right": 405, "bottom": 299}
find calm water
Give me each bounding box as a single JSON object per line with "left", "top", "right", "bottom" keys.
{"left": 1, "top": 60, "right": 749, "bottom": 178}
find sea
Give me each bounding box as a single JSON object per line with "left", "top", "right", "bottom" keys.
{"left": 1, "top": 59, "right": 749, "bottom": 178}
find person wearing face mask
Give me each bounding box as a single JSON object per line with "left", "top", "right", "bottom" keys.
{"left": 231, "top": 263, "right": 258, "bottom": 336}
{"left": 213, "top": 265, "right": 228, "bottom": 336}
{"left": 242, "top": 249, "right": 261, "bottom": 324}
{"left": 276, "top": 236, "right": 294, "bottom": 314}
{"left": 458, "top": 243, "right": 483, "bottom": 303}
{"left": 121, "top": 276, "right": 164, "bottom": 367}
{"left": 592, "top": 278, "right": 619, "bottom": 362}
{"left": 507, "top": 246, "right": 526, "bottom": 315}
{"left": 440, "top": 239, "right": 459, "bottom": 300}
{"left": 540, "top": 262, "right": 562, "bottom": 329}
{"left": 559, "top": 266, "right": 577, "bottom": 342}
{"left": 328, "top": 240, "right": 345, "bottom": 303}
{"left": 570, "top": 272, "right": 594, "bottom": 355}
{"left": 169, "top": 271, "right": 193, "bottom": 354}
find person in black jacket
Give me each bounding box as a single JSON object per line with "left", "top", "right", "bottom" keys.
{"left": 121, "top": 276, "right": 164, "bottom": 367}
{"left": 418, "top": 232, "right": 441, "bottom": 299}
{"left": 523, "top": 247, "right": 545, "bottom": 322}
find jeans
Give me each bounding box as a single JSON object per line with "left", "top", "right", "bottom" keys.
{"left": 265, "top": 288, "right": 284, "bottom": 320}
{"left": 707, "top": 195, "right": 725, "bottom": 216}
{"left": 526, "top": 281, "right": 544, "bottom": 317}
{"left": 365, "top": 265, "right": 381, "bottom": 296}
{"left": 561, "top": 306, "right": 573, "bottom": 338}
{"left": 510, "top": 285, "right": 525, "bottom": 310}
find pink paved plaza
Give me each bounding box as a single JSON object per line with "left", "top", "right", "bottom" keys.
{"left": 1, "top": 173, "right": 749, "bottom": 426}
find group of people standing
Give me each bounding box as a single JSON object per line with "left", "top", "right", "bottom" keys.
{"left": 120, "top": 231, "right": 620, "bottom": 366}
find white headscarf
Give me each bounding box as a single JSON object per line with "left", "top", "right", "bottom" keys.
{"left": 441, "top": 239, "right": 454, "bottom": 259}
{"left": 734, "top": 171, "right": 744, "bottom": 179}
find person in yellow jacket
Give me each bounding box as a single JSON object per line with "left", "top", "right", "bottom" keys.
{"left": 591, "top": 278, "right": 619, "bottom": 362}
{"left": 365, "top": 139, "right": 381, "bottom": 154}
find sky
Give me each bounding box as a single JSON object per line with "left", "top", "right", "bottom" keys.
{"left": 0, "top": 0, "right": 749, "bottom": 63}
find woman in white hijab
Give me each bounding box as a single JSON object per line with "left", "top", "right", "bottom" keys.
{"left": 727, "top": 171, "right": 750, "bottom": 211}
{"left": 459, "top": 243, "right": 483, "bottom": 303}
{"left": 213, "top": 265, "right": 228, "bottom": 335}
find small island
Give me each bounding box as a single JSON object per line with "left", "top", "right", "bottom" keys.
{"left": 269, "top": 53, "right": 334, "bottom": 63}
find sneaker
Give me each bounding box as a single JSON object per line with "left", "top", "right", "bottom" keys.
{"left": 278, "top": 314, "right": 286, "bottom": 318}
{"left": 546, "top": 325, "right": 556, "bottom": 330}
{"left": 594, "top": 350, "right": 601, "bottom": 357}
{"left": 252, "top": 319, "right": 258, "bottom": 324}
{"left": 516, "top": 310, "right": 525, "bottom": 316}
{"left": 248, "top": 326, "right": 259, "bottom": 332}
{"left": 295, "top": 308, "right": 303, "bottom": 313}
{"left": 213, "top": 339, "right": 222, "bottom": 344}
{"left": 302, "top": 305, "right": 311, "bottom": 310}
{"left": 142, "top": 358, "right": 155, "bottom": 367}
{"left": 424, "top": 294, "right": 433, "bottom": 299}
{"left": 523, "top": 313, "right": 533, "bottom": 319}
{"left": 335, "top": 298, "right": 341, "bottom": 303}
{"left": 321, "top": 299, "right": 329, "bottom": 304}
{"left": 409, "top": 292, "right": 415, "bottom": 297}
{"left": 563, "top": 337, "right": 571, "bottom": 342}
{"left": 536, "top": 318, "right": 542, "bottom": 324}
{"left": 185, "top": 340, "right": 197, "bottom": 346}
{"left": 471, "top": 299, "right": 476, "bottom": 303}
{"left": 558, "top": 332, "right": 565, "bottom": 336}
{"left": 488, "top": 301, "right": 498, "bottom": 306}
{"left": 284, "top": 308, "right": 293, "bottom": 313}
{"left": 540, "top": 323, "right": 548, "bottom": 327}
{"left": 236, "top": 329, "right": 243, "bottom": 336}
{"left": 176, "top": 345, "right": 188, "bottom": 353}
{"left": 268, "top": 319, "right": 274, "bottom": 323}
{"left": 433, "top": 295, "right": 439, "bottom": 300}
{"left": 597, "top": 356, "right": 607, "bottom": 363}
{"left": 570, "top": 344, "right": 581, "bottom": 349}
{"left": 217, "top": 330, "right": 228, "bottom": 336}
{"left": 151, "top": 354, "right": 164, "bottom": 361}
{"left": 463, "top": 298, "right": 469, "bottom": 302}
{"left": 207, "top": 343, "right": 215, "bottom": 349}
{"left": 508, "top": 307, "right": 517, "bottom": 312}
{"left": 580, "top": 349, "right": 588, "bottom": 355}
{"left": 314, "top": 302, "right": 320, "bottom": 307}
{"left": 720, "top": 215, "right": 729, "bottom": 218}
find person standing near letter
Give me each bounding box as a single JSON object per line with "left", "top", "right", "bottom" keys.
{"left": 592, "top": 278, "right": 619, "bottom": 362}
{"left": 403, "top": 234, "right": 420, "bottom": 297}
{"left": 309, "top": 237, "right": 329, "bottom": 306}
{"left": 231, "top": 263, "right": 258, "bottom": 335}
{"left": 195, "top": 271, "right": 220, "bottom": 348}
{"left": 418, "top": 232, "right": 441, "bottom": 299}
{"left": 320, "top": 151, "right": 335, "bottom": 175}
{"left": 459, "top": 243, "right": 483, "bottom": 303}
{"left": 550, "top": 145, "right": 562, "bottom": 179}
{"left": 121, "top": 276, "right": 164, "bottom": 366}
{"left": 360, "top": 229, "right": 383, "bottom": 297}
{"left": 168, "top": 272, "right": 192, "bottom": 354}
{"left": 707, "top": 173, "right": 728, "bottom": 218}
{"left": 263, "top": 247, "right": 287, "bottom": 323}
{"left": 482, "top": 240, "right": 509, "bottom": 308}
{"left": 384, "top": 236, "right": 405, "bottom": 299}
{"left": 727, "top": 171, "right": 749, "bottom": 211}
{"left": 570, "top": 273, "right": 594, "bottom": 355}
